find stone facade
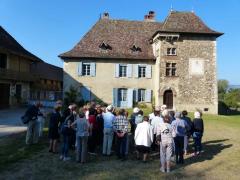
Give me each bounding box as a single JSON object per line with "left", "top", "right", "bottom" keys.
{"left": 154, "top": 35, "right": 218, "bottom": 114}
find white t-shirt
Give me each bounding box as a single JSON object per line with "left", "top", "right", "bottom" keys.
{"left": 151, "top": 116, "right": 164, "bottom": 134}
{"left": 134, "top": 121, "right": 153, "bottom": 147}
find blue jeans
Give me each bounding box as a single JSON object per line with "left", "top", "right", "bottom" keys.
{"left": 61, "top": 135, "right": 69, "bottom": 157}
{"left": 193, "top": 132, "right": 203, "bottom": 153}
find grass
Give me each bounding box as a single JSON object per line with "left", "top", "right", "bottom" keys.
{"left": 0, "top": 110, "right": 240, "bottom": 180}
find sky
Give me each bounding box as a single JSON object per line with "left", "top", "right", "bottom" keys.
{"left": 0, "top": 0, "right": 239, "bottom": 84}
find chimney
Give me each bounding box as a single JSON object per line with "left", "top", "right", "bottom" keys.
{"left": 144, "top": 11, "right": 156, "bottom": 22}
{"left": 101, "top": 12, "right": 109, "bottom": 19}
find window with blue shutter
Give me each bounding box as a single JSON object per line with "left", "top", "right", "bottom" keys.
{"left": 127, "top": 89, "right": 133, "bottom": 108}
{"left": 146, "top": 65, "right": 152, "bottom": 78}
{"left": 134, "top": 64, "right": 139, "bottom": 78}
{"left": 115, "top": 64, "right": 120, "bottom": 78}
{"left": 81, "top": 86, "right": 91, "bottom": 101}
{"left": 90, "top": 62, "right": 96, "bottom": 76}
{"left": 113, "top": 88, "right": 118, "bottom": 107}
{"left": 133, "top": 89, "right": 138, "bottom": 102}
{"left": 145, "top": 89, "right": 152, "bottom": 102}
{"left": 127, "top": 64, "right": 132, "bottom": 78}
{"left": 77, "top": 62, "right": 82, "bottom": 76}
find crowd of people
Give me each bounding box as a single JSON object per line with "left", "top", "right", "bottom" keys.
{"left": 22, "top": 101, "right": 204, "bottom": 173}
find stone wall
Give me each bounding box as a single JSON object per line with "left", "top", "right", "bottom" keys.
{"left": 156, "top": 35, "right": 218, "bottom": 114}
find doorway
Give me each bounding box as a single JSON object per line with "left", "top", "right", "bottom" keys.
{"left": 163, "top": 90, "right": 173, "bottom": 109}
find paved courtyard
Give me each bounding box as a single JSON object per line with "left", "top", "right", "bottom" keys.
{"left": 0, "top": 108, "right": 27, "bottom": 137}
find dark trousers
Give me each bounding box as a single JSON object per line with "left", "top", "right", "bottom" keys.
{"left": 193, "top": 132, "right": 203, "bottom": 153}
{"left": 116, "top": 133, "right": 127, "bottom": 159}
{"left": 61, "top": 135, "right": 69, "bottom": 157}
{"left": 174, "top": 136, "right": 184, "bottom": 164}
{"left": 88, "top": 130, "right": 97, "bottom": 153}
{"left": 151, "top": 134, "right": 157, "bottom": 151}
{"left": 69, "top": 129, "right": 76, "bottom": 150}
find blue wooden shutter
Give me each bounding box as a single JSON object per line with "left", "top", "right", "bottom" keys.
{"left": 77, "top": 62, "right": 82, "bottom": 76}
{"left": 81, "top": 86, "right": 91, "bottom": 101}
{"left": 133, "top": 89, "right": 138, "bottom": 102}
{"left": 145, "top": 89, "right": 152, "bottom": 102}
{"left": 90, "top": 62, "right": 96, "bottom": 76}
{"left": 127, "top": 64, "right": 132, "bottom": 78}
{"left": 146, "top": 65, "right": 152, "bottom": 78}
{"left": 134, "top": 64, "right": 139, "bottom": 78}
{"left": 113, "top": 88, "right": 118, "bottom": 107}
{"left": 115, "top": 64, "right": 119, "bottom": 78}
{"left": 127, "top": 89, "right": 133, "bottom": 108}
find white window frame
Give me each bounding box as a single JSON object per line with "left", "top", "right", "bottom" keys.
{"left": 138, "top": 89, "right": 146, "bottom": 102}
{"left": 166, "top": 63, "right": 177, "bottom": 77}
{"left": 138, "top": 66, "right": 146, "bottom": 78}
{"left": 82, "top": 63, "right": 91, "bottom": 76}
{"left": 166, "top": 48, "right": 177, "bottom": 56}
{"left": 119, "top": 65, "right": 127, "bottom": 77}
{"left": 118, "top": 88, "right": 127, "bottom": 101}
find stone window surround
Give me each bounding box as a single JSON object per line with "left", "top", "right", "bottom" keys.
{"left": 165, "top": 62, "right": 177, "bottom": 77}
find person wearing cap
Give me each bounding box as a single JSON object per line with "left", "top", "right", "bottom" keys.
{"left": 24, "top": 102, "right": 43, "bottom": 145}
{"left": 171, "top": 112, "right": 189, "bottom": 164}
{"left": 102, "top": 105, "right": 116, "bottom": 156}
{"left": 150, "top": 106, "right": 164, "bottom": 151}
{"left": 130, "top": 107, "right": 140, "bottom": 134}
{"left": 71, "top": 109, "right": 90, "bottom": 163}
{"left": 48, "top": 105, "right": 61, "bottom": 153}
{"left": 192, "top": 111, "right": 204, "bottom": 156}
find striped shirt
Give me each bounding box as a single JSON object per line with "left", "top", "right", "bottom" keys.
{"left": 113, "top": 115, "right": 129, "bottom": 133}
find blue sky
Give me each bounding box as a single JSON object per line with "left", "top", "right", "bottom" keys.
{"left": 0, "top": 0, "right": 239, "bottom": 84}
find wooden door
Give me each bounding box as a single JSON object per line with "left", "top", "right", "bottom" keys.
{"left": 0, "top": 83, "right": 10, "bottom": 109}
{"left": 163, "top": 90, "right": 173, "bottom": 109}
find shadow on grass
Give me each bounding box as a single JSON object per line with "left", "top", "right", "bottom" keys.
{"left": 0, "top": 130, "right": 49, "bottom": 172}
{"left": 181, "top": 139, "right": 232, "bottom": 167}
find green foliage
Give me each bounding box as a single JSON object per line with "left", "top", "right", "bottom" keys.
{"left": 218, "top": 79, "right": 229, "bottom": 95}
{"left": 224, "top": 88, "right": 240, "bottom": 108}
{"left": 64, "top": 86, "right": 79, "bottom": 106}
{"left": 137, "top": 102, "right": 148, "bottom": 109}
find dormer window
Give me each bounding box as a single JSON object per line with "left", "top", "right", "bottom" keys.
{"left": 131, "top": 45, "right": 141, "bottom": 52}
{"left": 99, "top": 42, "right": 112, "bottom": 50}
{"left": 167, "top": 48, "right": 177, "bottom": 56}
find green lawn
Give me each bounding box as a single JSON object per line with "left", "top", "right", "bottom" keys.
{"left": 0, "top": 112, "right": 240, "bottom": 180}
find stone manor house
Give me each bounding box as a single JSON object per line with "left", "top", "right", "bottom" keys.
{"left": 59, "top": 11, "right": 223, "bottom": 114}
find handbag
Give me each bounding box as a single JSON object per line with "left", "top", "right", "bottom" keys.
{"left": 21, "top": 115, "right": 30, "bottom": 124}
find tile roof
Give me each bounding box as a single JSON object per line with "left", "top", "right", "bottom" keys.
{"left": 59, "top": 11, "right": 223, "bottom": 60}
{"left": 30, "top": 62, "right": 63, "bottom": 81}
{"left": 59, "top": 19, "right": 163, "bottom": 60}
{"left": 156, "top": 11, "right": 223, "bottom": 36}
{"left": 0, "top": 26, "right": 42, "bottom": 62}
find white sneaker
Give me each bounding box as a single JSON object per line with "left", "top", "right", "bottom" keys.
{"left": 166, "top": 169, "right": 170, "bottom": 173}
{"left": 59, "top": 155, "right": 63, "bottom": 160}
{"left": 63, "top": 157, "right": 71, "bottom": 161}
{"left": 160, "top": 167, "right": 165, "bottom": 173}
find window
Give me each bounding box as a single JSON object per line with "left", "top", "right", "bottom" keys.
{"left": 166, "top": 63, "right": 177, "bottom": 77}
{"left": 118, "top": 88, "right": 127, "bottom": 101}
{"left": 0, "top": 53, "right": 7, "bottom": 69}
{"left": 119, "top": 65, "right": 127, "bottom": 77}
{"left": 82, "top": 63, "right": 91, "bottom": 76}
{"left": 138, "top": 89, "right": 145, "bottom": 102}
{"left": 138, "top": 66, "right": 146, "bottom": 78}
{"left": 167, "top": 48, "right": 177, "bottom": 56}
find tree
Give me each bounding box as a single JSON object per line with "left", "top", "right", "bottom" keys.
{"left": 218, "top": 79, "right": 229, "bottom": 100}
{"left": 224, "top": 88, "right": 240, "bottom": 108}
{"left": 64, "top": 86, "right": 78, "bottom": 106}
